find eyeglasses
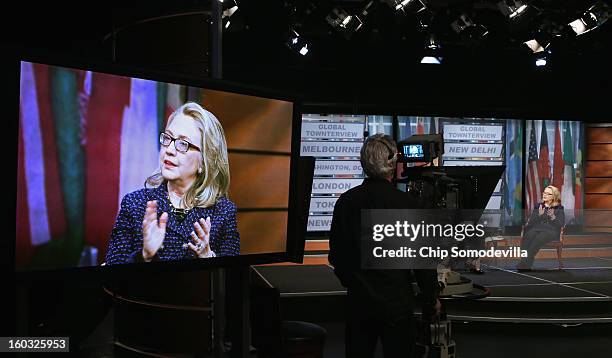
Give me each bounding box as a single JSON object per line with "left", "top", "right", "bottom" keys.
{"left": 160, "top": 132, "right": 201, "bottom": 153}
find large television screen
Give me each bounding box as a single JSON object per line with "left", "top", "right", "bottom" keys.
{"left": 16, "top": 59, "right": 303, "bottom": 272}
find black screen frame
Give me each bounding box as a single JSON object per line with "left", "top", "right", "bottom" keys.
{"left": 10, "top": 49, "right": 306, "bottom": 280}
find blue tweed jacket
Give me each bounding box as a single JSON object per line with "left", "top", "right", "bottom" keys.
{"left": 105, "top": 184, "right": 240, "bottom": 265}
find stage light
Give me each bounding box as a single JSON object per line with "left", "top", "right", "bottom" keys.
{"left": 497, "top": 0, "right": 530, "bottom": 19}
{"left": 286, "top": 29, "right": 310, "bottom": 56}
{"left": 451, "top": 14, "right": 489, "bottom": 39}
{"left": 568, "top": 1, "right": 611, "bottom": 36}
{"left": 383, "top": 0, "right": 428, "bottom": 15}
{"left": 421, "top": 34, "right": 442, "bottom": 64}
{"left": 524, "top": 27, "right": 553, "bottom": 53}
{"left": 326, "top": 7, "right": 364, "bottom": 39}
{"left": 221, "top": 0, "right": 240, "bottom": 30}
{"left": 421, "top": 56, "right": 442, "bottom": 64}
{"left": 524, "top": 39, "right": 545, "bottom": 53}
{"left": 534, "top": 50, "right": 550, "bottom": 67}
{"left": 425, "top": 33, "right": 441, "bottom": 50}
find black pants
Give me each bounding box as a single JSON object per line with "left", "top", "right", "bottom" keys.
{"left": 518, "top": 230, "right": 557, "bottom": 269}
{"left": 345, "top": 291, "right": 416, "bottom": 358}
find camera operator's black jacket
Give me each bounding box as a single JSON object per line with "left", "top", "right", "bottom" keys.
{"left": 329, "top": 177, "right": 439, "bottom": 321}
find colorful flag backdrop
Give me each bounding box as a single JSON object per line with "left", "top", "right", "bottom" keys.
{"left": 525, "top": 120, "right": 583, "bottom": 224}
{"left": 16, "top": 62, "right": 185, "bottom": 269}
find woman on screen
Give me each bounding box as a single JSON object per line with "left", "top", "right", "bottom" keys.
{"left": 105, "top": 102, "right": 240, "bottom": 265}
{"left": 517, "top": 185, "right": 564, "bottom": 271}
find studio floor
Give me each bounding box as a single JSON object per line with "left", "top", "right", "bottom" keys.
{"left": 254, "top": 257, "right": 612, "bottom": 358}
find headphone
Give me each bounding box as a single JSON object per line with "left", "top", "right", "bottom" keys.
{"left": 365, "top": 134, "right": 397, "bottom": 162}
{"left": 381, "top": 136, "right": 398, "bottom": 162}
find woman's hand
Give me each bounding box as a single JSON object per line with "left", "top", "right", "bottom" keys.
{"left": 142, "top": 201, "right": 168, "bottom": 262}
{"left": 188, "top": 217, "right": 215, "bottom": 258}
{"left": 538, "top": 205, "right": 545, "bottom": 216}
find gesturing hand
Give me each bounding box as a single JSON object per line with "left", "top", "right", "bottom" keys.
{"left": 538, "top": 205, "right": 545, "bottom": 216}
{"left": 142, "top": 201, "right": 168, "bottom": 262}
{"left": 187, "top": 217, "right": 215, "bottom": 258}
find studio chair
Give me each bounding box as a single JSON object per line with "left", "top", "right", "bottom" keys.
{"left": 520, "top": 225, "right": 566, "bottom": 270}
{"left": 548, "top": 226, "right": 566, "bottom": 270}
{"left": 280, "top": 321, "right": 326, "bottom": 358}
{"left": 250, "top": 286, "right": 326, "bottom": 358}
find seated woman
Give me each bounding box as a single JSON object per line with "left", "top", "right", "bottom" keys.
{"left": 105, "top": 102, "right": 240, "bottom": 265}
{"left": 517, "top": 185, "right": 564, "bottom": 271}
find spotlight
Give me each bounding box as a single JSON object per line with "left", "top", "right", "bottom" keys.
{"left": 524, "top": 39, "right": 547, "bottom": 53}
{"left": 425, "top": 33, "right": 441, "bottom": 50}
{"left": 421, "top": 56, "right": 442, "bottom": 64}
{"left": 326, "top": 7, "right": 364, "bottom": 39}
{"left": 286, "top": 29, "right": 310, "bottom": 56}
{"left": 568, "top": 1, "right": 611, "bottom": 36}
{"left": 497, "top": 0, "right": 531, "bottom": 19}
{"left": 221, "top": 0, "right": 240, "bottom": 30}
{"left": 421, "top": 33, "right": 442, "bottom": 64}
{"left": 534, "top": 50, "right": 550, "bottom": 67}
{"left": 383, "top": 0, "right": 428, "bottom": 15}
{"left": 451, "top": 14, "right": 489, "bottom": 39}
{"left": 523, "top": 27, "right": 553, "bottom": 53}
{"left": 498, "top": 0, "right": 528, "bottom": 19}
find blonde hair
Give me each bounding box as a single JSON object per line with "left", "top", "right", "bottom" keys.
{"left": 147, "top": 102, "right": 230, "bottom": 208}
{"left": 544, "top": 185, "right": 561, "bottom": 206}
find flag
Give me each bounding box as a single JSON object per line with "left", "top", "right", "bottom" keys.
{"left": 538, "top": 121, "right": 551, "bottom": 188}
{"left": 562, "top": 121, "right": 575, "bottom": 221}
{"left": 504, "top": 120, "right": 522, "bottom": 224}
{"left": 514, "top": 121, "right": 523, "bottom": 222}
{"left": 552, "top": 121, "right": 564, "bottom": 190}
{"left": 17, "top": 62, "right": 174, "bottom": 269}
{"left": 77, "top": 70, "right": 92, "bottom": 146}
{"left": 525, "top": 120, "right": 541, "bottom": 215}
{"left": 17, "top": 119, "right": 35, "bottom": 268}
{"left": 574, "top": 122, "right": 583, "bottom": 212}
{"left": 119, "top": 78, "right": 161, "bottom": 203}
{"left": 504, "top": 120, "right": 514, "bottom": 219}
{"left": 398, "top": 117, "right": 413, "bottom": 175}
{"left": 18, "top": 62, "right": 53, "bottom": 266}
{"left": 83, "top": 72, "right": 131, "bottom": 263}
{"left": 429, "top": 117, "right": 437, "bottom": 134}
{"left": 403, "top": 117, "right": 413, "bottom": 140}
{"left": 164, "top": 83, "right": 183, "bottom": 127}
{"left": 416, "top": 118, "right": 425, "bottom": 135}
{"left": 51, "top": 66, "right": 86, "bottom": 263}
{"left": 17, "top": 63, "right": 81, "bottom": 268}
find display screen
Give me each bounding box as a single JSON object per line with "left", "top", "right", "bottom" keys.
{"left": 404, "top": 144, "right": 424, "bottom": 159}
{"left": 16, "top": 60, "right": 297, "bottom": 271}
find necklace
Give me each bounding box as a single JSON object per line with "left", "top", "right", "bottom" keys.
{"left": 167, "top": 190, "right": 189, "bottom": 222}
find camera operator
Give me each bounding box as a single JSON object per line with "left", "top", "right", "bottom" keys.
{"left": 329, "top": 134, "right": 441, "bottom": 358}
